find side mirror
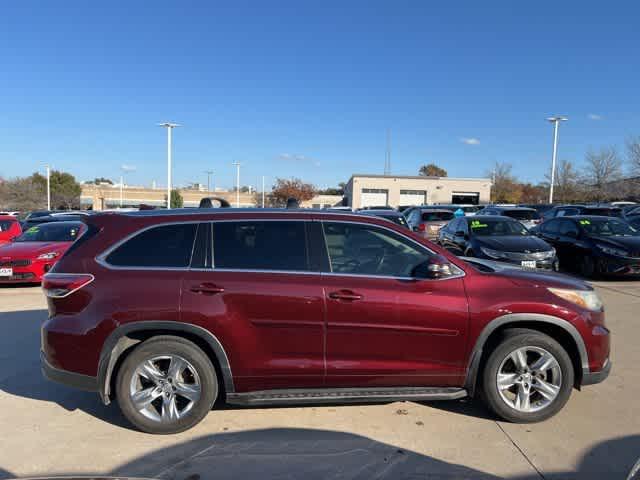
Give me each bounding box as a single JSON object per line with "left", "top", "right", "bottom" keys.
{"left": 412, "top": 255, "right": 457, "bottom": 280}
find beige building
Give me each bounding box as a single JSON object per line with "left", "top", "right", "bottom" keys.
{"left": 81, "top": 184, "right": 256, "bottom": 210}
{"left": 344, "top": 174, "right": 491, "bottom": 209}
{"left": 300, "top": 194, "right": 344, "bottom": 209}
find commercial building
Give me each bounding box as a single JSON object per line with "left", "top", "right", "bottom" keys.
{"left": 344, "top": 174, "right": 491, "bottom": 209}
{"left": 81, "top": 184, "right": 255, "bottom": 210}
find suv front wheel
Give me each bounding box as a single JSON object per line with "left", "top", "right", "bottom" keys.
{"left": 116, "top": 335, "right": 218, "bottom": 434}
{"left": 482, "top": 329, "right": 574, "bottom": 423}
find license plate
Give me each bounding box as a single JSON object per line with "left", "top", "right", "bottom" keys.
{"left": 0, "top": 267, "right": 13, "bottom": 277}
{"left": 521, "top": 260, "right": 537, "bottom": 269}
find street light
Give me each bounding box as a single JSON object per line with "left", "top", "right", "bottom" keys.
{"left": 44, "top": 165, "right": 51, "bottom": 210}
{"left": 205, "top": 170, "right": 214, "bottom": 192}
{"left": 232, "top": 162, "right": 242, "bottom": 207}
{"left": 158, "top": 122, "right": 181, "bottom": 208}
{"left": 546, "top": 116, "right": 568, "bottom": 203}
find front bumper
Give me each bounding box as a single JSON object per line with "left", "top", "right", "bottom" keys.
{"left": 477, "top": 254, "right": 558, "bottom": 271}
{"left": 41, "top": 351, "right": 98, "bottom": 392}
{"left": 0, "top": 260, "right": 54, "bottom": 283}
{"left": 582, "top": 358, "right": 612, "bottom": 386}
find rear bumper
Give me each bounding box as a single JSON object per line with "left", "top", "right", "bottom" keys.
{"left": 41, "top": 351, "right": 98, "bottom": 392}
{"left": 582, "top": 358, "right": 612, "bottom": 386}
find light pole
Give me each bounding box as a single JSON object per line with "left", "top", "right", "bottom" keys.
{"left": 45, "top": 165, "right": 51, "bottom": 210}
{"left": 262, "top": 175, "right": 265, "bottom": 208}
{"left": 232, "top": 162, "right": 241, "bottom": 207}
{"left": 546, "top": 116, "right": 568, "bottom": 203}
{"left": 158, "top": 122, "right": 181, "bottom": 208}
{"left": 205, "top": 170, "right": 214, "bottom": 192}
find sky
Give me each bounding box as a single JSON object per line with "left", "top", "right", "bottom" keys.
{"left": 0, "top": 1, "right": 639, "bottom": 190}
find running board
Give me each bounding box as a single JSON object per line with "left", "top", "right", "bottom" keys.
{"left": 226, "top": 386, "right": 467, "bottom": 406}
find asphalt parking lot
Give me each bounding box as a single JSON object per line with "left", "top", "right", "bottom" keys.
{"left": 0, "top": 280, "right": 638, "bottom": 480}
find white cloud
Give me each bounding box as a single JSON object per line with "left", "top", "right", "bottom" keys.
{"left": 460, "top": 137, "right": 480, "bottom": 145}
{"left": 588, "top": 113, "right": 602, "bottom": 120}
{"left": 121, "top": 164, "right": 137, "bottom": 172}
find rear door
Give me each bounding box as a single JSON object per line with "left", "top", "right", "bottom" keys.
{"left": 180, "top": 220, "right": 326, "bottom": 392}
{"left": 318, "top": 220, "right": 469, "bottom": 388}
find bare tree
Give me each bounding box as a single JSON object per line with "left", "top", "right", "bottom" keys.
{"left": 583, "top": 147, "right": 623, "bottom": 201}
{"left": 486, "top": 162, "right": 522, "bottom": 203}
{"left": 627, "top": 136, "right": 640, "bottom": 176}
{"left": 544, "top": 160, "right": 583, "bottom": 203}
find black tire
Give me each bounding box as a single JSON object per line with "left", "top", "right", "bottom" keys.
{"left": 481, "top": 329, "right": 574, "bottom": 423}
{"left": 116, "top": 335, "right": 218, "bottom": 434}
{"left": 580, "top": 255, "right": 596, "bottom": 278}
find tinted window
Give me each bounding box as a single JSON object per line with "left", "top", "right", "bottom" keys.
{"left": 502, "top": 209, "right": 539, "bottom": 220}
{"left": 421, "top": 211, "right": 454, "bottom": 221}
{"left": 322, "top": 222, "right": 429, "bottom": 277}
{"left": 213, "top": 221, "right": 309, "bottom": 271}
{"left": 582, "top": 207, "right": 621, "bottom": 217}
{"left": 559, "top": 220, "right": 579, "bottom": 237}
{"left": 191, "top": 223, "right": 212, "bottom": 268}
{"left": 557, "top": 208, "right": 579, "bottom": 217}
{"left": 16, "top": 222, "right": 83, "bottom": 242}
{"left": 0, "top": 220, "right": 16, "bottom": 232}
{"left": 542, "top": 219, "right": 562, "bottom": 234}
{"left": 106, "top": 223, "right": 197, "bottom": 267}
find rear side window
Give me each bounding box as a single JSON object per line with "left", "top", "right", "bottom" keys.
{"left": 213, "top": 221, "right": 309, "bottom": 271}
{"left": 503, "top": 209, "right": 539, "bottom": 220}
{"left": 421, "top": 211, "right": 454, "bottom": 221}
{"left": 583, "top": 207, "right": 621, "bottom": 217}
{"left": 106, "top": 223, "right": 197, "bottom": 268}
{"left": 0, "top": 220, "right": 16, "bottom": 232}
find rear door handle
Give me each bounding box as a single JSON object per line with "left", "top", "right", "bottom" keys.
{"left": 190, "top": 283, "right": 225, "bottom": 295}
{"left": 328, "top": 290, "right": 363, "bottom": 301}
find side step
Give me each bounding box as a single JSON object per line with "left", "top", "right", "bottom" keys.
{"left": 226, "top": 386, "right": 467, "bottom": 406}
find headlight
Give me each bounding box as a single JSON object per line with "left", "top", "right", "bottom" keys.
{"left": 37, "top": 252, "right": 59, "bottom": 260}
{"left": 480, "top": 247, "right": 505, "bottom": 259}
{"left": 596, "top": 244, "right": 628, "bottom": 257}
{"left": 548, "top": 287, "right": 603, "bottom": 311}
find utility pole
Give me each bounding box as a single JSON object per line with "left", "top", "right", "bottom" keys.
{"left": 45, "top": 165, "right": 51, "bottom": 210}
{"left": 262, "top": 175, "right": 265, "bottom": 208}
{"left": 384, "top": 129, "right": 391, "bottom": 175}
{"left": 120, "top": 175, "right": 124, "bottom": 207}
{"left": 158, "top": 122, "right": 181, "bottom": 208}
{"left": 546, "top": 116, "right": 568, "bottom": 203}
{"left": 205, "top": 170, "right": 214, "bottom": 192}
{"left": 232, "top": 161, "right": 241, "bottom": 207}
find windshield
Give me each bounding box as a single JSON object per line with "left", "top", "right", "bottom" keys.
{"left": 502, "top": 209, "right": 539, "bottom": 220}
{"left": 0, "top": 220, "right": 16, "bottom": 232}
{"left": 422, "top": 211, "right": 454, "bottom": 221}
{"left": 15, "top": 223, "right": 82, "bottom": 242}
{"left": 579, "top": 218, "right": 638, "bottom": 236}
{"left": 469, "top": 219, "right": 529, "bottom": 236}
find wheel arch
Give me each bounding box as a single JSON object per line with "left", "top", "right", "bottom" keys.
{"left": 464, "top": 313, "right": 589, "bottom": 396}
{"left": 97, "top": 321, "right": 235, "bottom": 404}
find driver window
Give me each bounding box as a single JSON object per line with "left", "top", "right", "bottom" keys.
{"left": 322, "top": 222, "right": 431, "bottom": 277}
{"left": 559, "top": 220, "right": 578, "bottom": 237}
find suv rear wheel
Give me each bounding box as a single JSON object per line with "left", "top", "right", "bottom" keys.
{"left": 116, "top": 335, "right": 218, "bottom": 434}
{"left": 481, "top": 329, "right": 574, "bottom": 423}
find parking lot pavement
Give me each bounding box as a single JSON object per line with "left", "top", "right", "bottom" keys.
{"left": 0, "top": 282, "right": 638, "bottom": 479}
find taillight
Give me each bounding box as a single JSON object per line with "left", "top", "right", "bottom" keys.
{"left": 418, "top": 223, "right": 426, "bottom": 232}
{"left": 42, "top": 273, "right": 94, "bottom": 298}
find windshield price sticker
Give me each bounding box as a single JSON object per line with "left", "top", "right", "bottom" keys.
{"left": 579, "top": 220, "right": 591, "bottom": 225}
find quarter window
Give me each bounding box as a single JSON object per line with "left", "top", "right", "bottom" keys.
{"left": 213, "top": 221, "right": 309, "bottom": 271}
{"left": 322, "top": 222, "right": 430, "bottom": 277}
{"left": 106, "top": 223, "right": 198, "bottom": 267}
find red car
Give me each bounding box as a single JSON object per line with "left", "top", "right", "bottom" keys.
{"left": 0, "top": 215, "right": 22, "bottom": 246}
{"left": 0, "top": 221, "right": 84, "bottom": 283}
{"left": 41, "top": 210, "right": 610, "bottom": 434}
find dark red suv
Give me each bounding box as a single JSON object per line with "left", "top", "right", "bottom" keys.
{"left": 41, "top": 209, "right": 611, "bottom": 433}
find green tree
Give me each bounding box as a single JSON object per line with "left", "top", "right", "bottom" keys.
{"left": 419, "top": 164, "right": 448, "bottom": 177}
{"left": 166, "top": 189, "right": 183, "bottom": 208}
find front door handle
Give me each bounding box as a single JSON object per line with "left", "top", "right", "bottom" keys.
{"left": 190, "top": 283, "right": 225, "bottom": 295}
{"left": 328, "top": 290, "right": 363, "bottom": 301}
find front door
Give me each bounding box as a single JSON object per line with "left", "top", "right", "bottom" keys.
{"left": 180, "top": 221, "right": 325, "bottom": 392}
{"left": 318, "top": 221, "right": 469, "bottom": 388}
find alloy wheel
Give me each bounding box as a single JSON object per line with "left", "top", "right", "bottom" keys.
{"left": 129, "top": 354, "right": 202, "bottom": 423}
{"left": 496, "top": 346, "right": 562, "bottom": 413}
